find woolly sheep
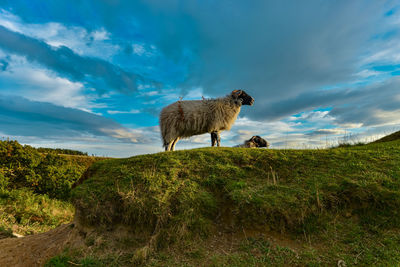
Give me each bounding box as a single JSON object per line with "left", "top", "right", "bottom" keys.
{"left": 159, "top": 90, "right": 254, "bottom": 151}
{"left": 235, "top": 135, "right": 269, "bottom": 148}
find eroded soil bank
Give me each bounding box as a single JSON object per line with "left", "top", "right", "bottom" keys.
{"left": 0, "top": 223, "right": 82, "bottom": 267}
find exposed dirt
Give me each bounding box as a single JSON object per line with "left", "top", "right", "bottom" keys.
{"left": 0, "top": 233, "right": 14, "bottom": 240}
{"left": 0, "top": 223, "right": 83, "bottom": 267}
{"left": 0, "top": 218, "right": 311, "bottom": 267}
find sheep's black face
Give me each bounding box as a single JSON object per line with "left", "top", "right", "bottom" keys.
{"left": 251, "top": 135, "right": 269, "bottom": 147}
{"left": 232, "top": 90, "right": 254, "bottom": 106}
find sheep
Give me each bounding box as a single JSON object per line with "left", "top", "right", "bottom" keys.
{"left": 235, "top": 135, "right": 270, "bottom": 148}
{"left": 159, "top": 90, "right": 254, "bottom": 151}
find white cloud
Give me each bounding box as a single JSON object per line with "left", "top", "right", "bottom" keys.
{"left": 355, "top": 69, "right": 381, "bottom": 79}
{"left": 291, "top": 110, "right": 334, "bottom": 123}
{"left": 99, "top": 128, "right": 140, "bottom": 143}
{"left": 107, "top": 109, "right": 141, "bottom": 114}
{"left": 363, "top": 39, "right": 400, "bottom": 64}
{"left": 0, "top": 9, "right": 120, "bottom": 59}
{"left": 307, "top": 128, "right": 345, "bottom": 136}
{"left": 0, "top": 54, "right": 99, "bottom": 111}
{"left": 336, "top": 123, "right": 363, "bottom": 129}
{"left": 372, "top": 109, "right": 400, "bottom": 126}
{"left": 184, "top": 87, "right": 207, "bottom": 100}
{"left": 234, "top": 117, "right": 297, "bottom": 134}
{"left": 0, "top": 9, "right": 20, "bottom": 32}
{"left": 133, "top": 44, "right": 145, "bottom": 55}
{"left": 90, "top": 28, "right": 110, "bottom": 41}
{"left": 142, "top": 90, "right": 158, "bottom": 96}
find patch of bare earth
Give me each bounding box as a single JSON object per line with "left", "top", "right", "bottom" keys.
{"left": 0, "top": 223, "right": 83, "bottom": 267}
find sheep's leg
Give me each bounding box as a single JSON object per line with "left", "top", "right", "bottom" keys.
{"left": 171, "top": 137, "right": 180, "bottom": 151}
{"left": 211, "top": 132, "right": 221, "bottom": 147}
{"left": 165, "top": 142, "right": 173, "bottom": 151}
{"left": 216, "top": 132, "right": 221, "bottom": 147}
{"left": 211, "top": 132, "right": 217, "bottom": 147}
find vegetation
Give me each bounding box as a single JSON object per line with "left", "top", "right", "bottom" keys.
{"left": 45, "top": 254, "right": 101, "bottom": 267}
{"left": 48, "top": 133, "right": 400, "bottom": 266}
{"left": 0, "top": 140, "right": 100, "bottom": 198}
{"left": 0, "top": 188, "right": 74, "bottom": 235}
{"left": 0, "top": 140, "right": 102, "bottom": 236}
{"left": 36, "top": 147, "right": 88, "bottom": 156}
{"left": 0, "top": 225, "right": 14, "bottom": 239}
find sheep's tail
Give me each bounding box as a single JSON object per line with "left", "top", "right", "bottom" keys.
{"left": 161, "top": 130, "right": 167, "bottom": 150}
{"left": 162, "top": 140, "right": 168, "bottom": 150}
{"left": 159, "top": 117, "right": 169, "bottom": 150}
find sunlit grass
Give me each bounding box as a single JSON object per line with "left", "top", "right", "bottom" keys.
{"left": 0, "top": 188, "right": 74, "bottom": 236}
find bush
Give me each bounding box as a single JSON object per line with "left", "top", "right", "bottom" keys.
{"left": 36, "top": 147, "right": 88, "bottom": 156}
{"left": 0, "top": 167, "right": 11, "bottom": 190}
{"left": 33, "top": 153, "right": 84, "bottom": 199}
{"left": 0, "top": 140, "right": 41, "bottom": 188}
{"left": 0, "top": 140, "right": 99, "bottom": 199}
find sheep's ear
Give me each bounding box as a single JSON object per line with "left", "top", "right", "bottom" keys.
{"left": 231, "top": 90, "right": 242, "bottom": 98}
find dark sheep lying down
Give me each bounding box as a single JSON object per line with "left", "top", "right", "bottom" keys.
{"left": 235, "top": 135, "right": 269, "bottom": 148}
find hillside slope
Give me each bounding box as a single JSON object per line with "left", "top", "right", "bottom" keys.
{"left": 372, "top": 130, "right": 400, "bottom": 143}
{"left": 67, "top": 140, "right": 400, "bottom": 266}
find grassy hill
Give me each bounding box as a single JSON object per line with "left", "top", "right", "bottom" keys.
{"left": 47, "top": 135, "right": 400, "bottom": 266}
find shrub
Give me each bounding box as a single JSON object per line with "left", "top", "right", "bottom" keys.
{"left": 0, "top": 140, "right": 99, "bottom": 199}
{"left": 34, "top": 153, "right": 84, "bottom": 199}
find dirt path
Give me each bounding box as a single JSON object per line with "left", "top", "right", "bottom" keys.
{"left": 0, "top": 224, "right": 78, "bottom": 267}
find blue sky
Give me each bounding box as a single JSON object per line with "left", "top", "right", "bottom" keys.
{"left": 0, "top": 0, "right": 400, "bottom": 157}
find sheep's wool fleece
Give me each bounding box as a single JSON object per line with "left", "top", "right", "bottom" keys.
{"left": 160, "top": 96, "right": 241, "bottom": 144}
{"left": 236, "top": 141, "right": 258, "bottom": 148}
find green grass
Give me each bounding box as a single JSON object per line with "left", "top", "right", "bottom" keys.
{"left": 0, "top": 188, "right": 74, "bottom": 235}
{"left": 49, "top": 134, "right": 400, "bottom": 265}
{"left": 0, "top": 225, "right": 14, "bottom": 238}
{"left": 45, "top": 254, "right": 101, "bottom": 267}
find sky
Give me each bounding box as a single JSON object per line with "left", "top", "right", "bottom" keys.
{"left": 0, "top": 0, "right": 400, "bottom": 157}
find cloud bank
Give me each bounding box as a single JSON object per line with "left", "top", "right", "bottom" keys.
{"left": 0, "top": 25, "right": 152, "bottom": 94}
{"left": 0, "top": 95, "right": 144, "bottom": 143}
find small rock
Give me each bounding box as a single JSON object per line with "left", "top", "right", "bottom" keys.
{"left": 12, "top": 233, "right": 24, "bottom": 238}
